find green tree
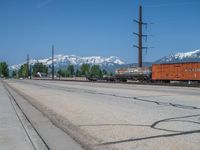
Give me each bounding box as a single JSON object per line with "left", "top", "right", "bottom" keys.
{"left": 57, "top": 69, "right": 62, "bottom": 77}
{"left": 18, "top": 64, "right": 28, "bottom": 78}
{"left": 109, "top": 72, "right": 113, "bottom": 76}
{"left": 12, "top": 70, "right": 17, "bottom": 78}
{"left": 90, "top": 65, "right": 102, "bottom": 78}
{"left": 102, "top": 69, "right": 108, "bottom": 75}
{"left": 57, "top": 69, "right": 70, "bottom": 77}
{"left": 0, "top": 62, "right": 9, "bottom": 77}
{"left": 32, "top": 63, "right": 48, "bottom": 76}
{"left": 67, "top": 65, "right": 74, "bottom": 77}
{"left": 75, "top": 69, "right": 81, "bottom": 77}
{"left": 80, "top": 64, "right": 90, "bottom": 76}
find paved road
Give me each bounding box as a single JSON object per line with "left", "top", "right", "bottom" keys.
{"left": 2, "top": 80, "right": 84, "bottom": 150}
{"left": 0, "top": 80, "right": 48, "bottom": 150}
{"left": 5, "top": 79, "right": 200, "bottom": 150}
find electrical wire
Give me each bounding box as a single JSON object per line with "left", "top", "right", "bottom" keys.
{"left": 143, "top": 0, "right": 200, "bottom": 8}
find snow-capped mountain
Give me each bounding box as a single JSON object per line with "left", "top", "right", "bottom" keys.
{"left": 9, "top": 55, "right": 125, "bottom": 71}
{"left": 155, "top": 49, "right": 200, "bottom": 64}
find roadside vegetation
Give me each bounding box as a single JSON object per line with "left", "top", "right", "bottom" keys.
{"left": 1, "top": 61, "right": 109, "bottom": 79}
{"left": 57, "top": 64, "right": 109, "bottom": 79}
{"left": 18, "top": 64, "right": 29, "bottom": 78}
{"left": 32, "top": 63, "right": 48, "bottom": 77}
{"left": 0, "top": 62, "right": 9, "bottom": 78}
{"left": 17, "top": 62, "right": 48, "bottom": 78}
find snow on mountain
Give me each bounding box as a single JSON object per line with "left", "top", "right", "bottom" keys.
{"left": 9, "top": 55, "right": 125, "bottom": 70}
{"left": 9, "top": 64, "right": 21, "bottom": 70}
{"left": 155, "top": 49, "right": 200, "bottom": 64}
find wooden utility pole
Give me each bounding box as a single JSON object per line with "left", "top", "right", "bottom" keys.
{"left": 52, "top": 45, "right": 54, "bottom": 80}
{"left": 134, "top": 4, "right": 148, "bottom": 67}
{"left": 27, "top": 54, "right": 29, "bottom": 78}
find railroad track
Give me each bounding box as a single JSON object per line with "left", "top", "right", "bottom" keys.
{"left": 3, "top": 80, "right": 85, "bottom": 150}
{"left": 4, "top": 79, "right": 200, "bottom": 150}
{"left": 32, "top": 77, "right": 200, "bottom": 88}
{"left": 2, "top": 81, "right": 50, "bottom": 150}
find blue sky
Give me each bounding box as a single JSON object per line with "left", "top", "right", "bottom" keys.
{"left": 0, "top": 0, "right": 200, "bottom": 65}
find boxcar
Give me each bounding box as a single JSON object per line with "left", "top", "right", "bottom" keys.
{"left": 152, "top": 62, "right": 200, "bottom": 81}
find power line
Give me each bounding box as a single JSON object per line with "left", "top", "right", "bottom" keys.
{"left": 144, "top": 1, "right": 200, "bottom": 8}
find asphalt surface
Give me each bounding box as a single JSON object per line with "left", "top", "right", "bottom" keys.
{"left": 4, "top": 79, "right": 200, "bottom": 150}
{"left": 0, "top": 81, "right": 48, "bottom": 150}
{"left": 1, "top": 80, "right": 84, "bottom": 150}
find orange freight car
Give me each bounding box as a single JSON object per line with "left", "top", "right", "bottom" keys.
{"left": 152, "top": 62, "right": 200, "bottom": 81}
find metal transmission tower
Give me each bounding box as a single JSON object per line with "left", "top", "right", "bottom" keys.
{"left": 52, "top": 45, "right": 55, "bottom": 80}
{"left": 133, "top": 4, "right": 148, "bottom": 67}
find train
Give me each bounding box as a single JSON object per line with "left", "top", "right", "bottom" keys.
{"left": 114, "top": 67, "right": 151, "bottom": 82}
{"left": 88, "top": 62, "right": 200, "bottom": 83}
{"left": 152, "top": 62, "right": 200, "bottom": 82}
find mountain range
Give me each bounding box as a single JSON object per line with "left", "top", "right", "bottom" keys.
{"left": 155, "top": 49, "right": 200, "bottom": 64}
{"left": 9, "top": 49, "right": 200, "bottom": 72}
{"left": 9, "top": 55, "right": 126, "bottom": 72}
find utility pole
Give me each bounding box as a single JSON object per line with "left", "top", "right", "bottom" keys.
{"left": 138, "top": 5, "right": 143, "bottom": 67}
{"left": 27, "top": 54, "right": 29, "bottom": 78}
{"left": 30, "top": 65, "right": 32, "bottom": 79}
{"left": 134, "top": 4, "right": 148, "bottom": 68}
{"left": 52, "top": 45, "right": 54, "bottom": 80}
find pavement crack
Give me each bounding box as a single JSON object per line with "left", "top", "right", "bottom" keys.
{"left": 15, "top": 80, "right": 200, "bottom": 111}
